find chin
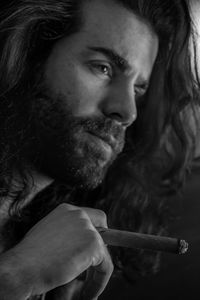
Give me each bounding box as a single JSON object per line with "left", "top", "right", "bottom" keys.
{"left": 42, "top": 155, "right": 110, "bottom": 190}
{"left": 70, "top": 162, "right": 110, "bottom": 190}
{"left": 56, "top": 167, "right": 106, "bottom": 190}
{"left": 35, "top": 133, "right": 118, "bottom": 190}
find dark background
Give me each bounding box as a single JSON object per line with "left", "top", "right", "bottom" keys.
{"left": 100, "top": 161, "right": 200, "bottom": 300}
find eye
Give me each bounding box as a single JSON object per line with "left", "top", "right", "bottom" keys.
{"left": 97, "top": 65, "right": 110, "bottom": 75}
{"left": 89, "top": 61, "right": 113, "bottom": 78}
{"left": 134, "top": 85, "right": 147, "bottom": 97}
{"left": 134, "top": 85, "right": 148, "bottom": 107}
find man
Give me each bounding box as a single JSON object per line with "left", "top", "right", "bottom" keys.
{"left": 0, "top": 0, "right": 197, "bottom": 299}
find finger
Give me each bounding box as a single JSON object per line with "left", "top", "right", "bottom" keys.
{"left": 58, "top": 204, "right": 108, "bottom": 228}
{"left": 81, "top": 207, "right": 108, "bottom": 228}
{"left": 81, "top": 245, "right": 113, "bottom": 300}
{"left": 58, "top": 203, "right": 82, "bottom": 212}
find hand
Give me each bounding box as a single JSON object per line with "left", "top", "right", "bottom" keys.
{"left": 9, "top": 204, "right": 113, "bottom": 299}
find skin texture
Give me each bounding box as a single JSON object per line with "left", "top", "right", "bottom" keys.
{"left": 33, "top": 0, "right": 158, "bottom": 189}
{"left": 0, "top": 0, "right": 158, "bottom": 299}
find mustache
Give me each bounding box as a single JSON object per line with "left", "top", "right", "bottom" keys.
{"left": 74, "top": 116, "right": 126, "bottom": 153}
{"left": 33, "top": 84, "right": 126, "bottom": 151}
{"left": 78, "top": 117, "right": 125, "bottom": 141}
{"left": 34, "top": 87, "right": 125, "bottom": 141}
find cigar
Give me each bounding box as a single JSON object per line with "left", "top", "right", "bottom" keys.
{"left": 97, "top": 227, "right": 188, "bottom": 254}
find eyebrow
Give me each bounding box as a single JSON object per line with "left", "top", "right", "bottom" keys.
{"left": 87, "top": 46, "right": 128, "bottom": 72}
{"left": 87, "top": 46, "right": 149, "bottom": 87}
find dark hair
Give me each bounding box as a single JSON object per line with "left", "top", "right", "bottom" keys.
{"left": 0, "top": 0, "right": 199, "bottom": 281}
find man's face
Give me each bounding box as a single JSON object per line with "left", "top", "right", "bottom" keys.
{"left": 33, "top": 0, "right": 158, "bottom": 189}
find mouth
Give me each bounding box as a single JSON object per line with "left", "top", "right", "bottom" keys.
{"left": 87, "top": 131, "right": 117, "bottom": 151}
{"left": 86, "top": 131, "right": 115, "bottom": 162}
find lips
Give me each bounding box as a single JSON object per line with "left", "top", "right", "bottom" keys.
{"left": 87, "top": 131, "right": 117, "bottom": 151}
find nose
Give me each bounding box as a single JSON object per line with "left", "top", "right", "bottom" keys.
{"left": 100, "top": 82, "right": 137, "bottom": 127}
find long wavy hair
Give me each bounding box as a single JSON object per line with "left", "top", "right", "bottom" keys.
{"left": 0, "top": 0, "right": 199, "bottom": 280}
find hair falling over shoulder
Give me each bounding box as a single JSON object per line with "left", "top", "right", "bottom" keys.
{"left": 0, "top": 0, "right": 199, "bottom": 280}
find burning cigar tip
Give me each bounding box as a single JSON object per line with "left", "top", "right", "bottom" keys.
{"left": 178, "top": 239, "right": 189, "bottom": 254}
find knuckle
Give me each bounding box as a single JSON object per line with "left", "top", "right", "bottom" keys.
{"left": 78, "top": 217, "right": 92, "bottom": 230}
{"left": 57, "top": 203, "right": 74, "bottom": 211}
{"left": 55, "top": 203, "right": 70, "bottom": 215}
{"left": 57, "top": 203, "right": 67, "bottom": 210}
{"left": 96, "top": 209, "right": 107, "bottom": 222}
{"left": 76, "top": 208, "right": 89, "bottom": 220}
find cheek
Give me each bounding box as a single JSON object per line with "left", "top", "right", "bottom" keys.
{"left": 71, "top": 76, "right": 101, "bottom": 116}
{"left": 45, "top": 59, "right": 105, "bottom": 117}
{"left": 64, "top": 66, "right": 105, "bottom": 116}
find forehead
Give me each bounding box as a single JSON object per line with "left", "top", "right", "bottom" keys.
{"left": 80, "top": 0, "right": 158, "bottom": 74}
{"left": 47, "top": 0, "right": 159, "bottom": 81}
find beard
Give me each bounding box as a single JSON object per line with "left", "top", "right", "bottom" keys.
{"left": 28, "top": 83, "right": 125, "bottom": 190}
